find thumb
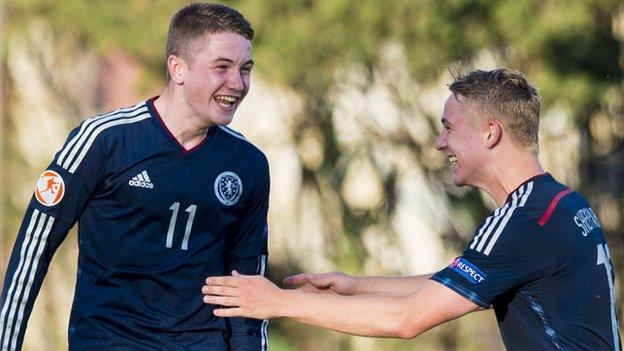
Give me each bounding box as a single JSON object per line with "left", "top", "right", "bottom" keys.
{"left": 232, "top": 270, "right": 241, "bottom": 277}
{"left": 284, "top": 273, "right": 310, "bottom": 285}
{"left": 308, "top": 274, "right": 333, "bottom": 287}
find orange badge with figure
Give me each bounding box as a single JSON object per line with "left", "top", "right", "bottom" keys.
{"left": 34, "top": 170, "right": 65, "bottom": 206}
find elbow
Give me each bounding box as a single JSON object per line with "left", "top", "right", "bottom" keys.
{"left": 396, "top": 327, "right": 421, "bottom": 340}
{"left": 384, "top": 315, "right": 423, "bottom": 340}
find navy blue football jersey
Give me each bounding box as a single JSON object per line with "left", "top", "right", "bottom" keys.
{"left": 432, "top": 173, "right": 621, "bottom": 350}
{"left": 0, "top": 98, "right": 270, "bottom": 350}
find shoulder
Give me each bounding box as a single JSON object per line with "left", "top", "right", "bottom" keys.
{"left": 56, "top": 101, "right": 151, "bottom": 173}
{"left": 468, "top": 208, "right": 541, "bottom": 258}
{"left": 68, "top": 101, "right": 152, "bottom": 143}
{"left": 467, "top": 175, "right": 571, "bottom": 257}
{"left": 87, "top": 101, "right": 151, "bottom": 132}
{"left": 477, "top": 176, "right": 600, "bottom": 258}
{"left": 215, "top": 125, "right": 268, "bottom": 167}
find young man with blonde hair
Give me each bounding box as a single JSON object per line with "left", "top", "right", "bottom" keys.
{"left": 1, "top": 3, "right": 268, "bottom": 350}
{"left": 204, "top": 69, "right": 621, "bottom": 350}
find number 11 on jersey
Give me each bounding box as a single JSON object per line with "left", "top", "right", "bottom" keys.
{"left": 597, "top": 243, "right": 621, "bottom": 351}
{"left": 166, "top": 202, "right": 197, "bottom": 250}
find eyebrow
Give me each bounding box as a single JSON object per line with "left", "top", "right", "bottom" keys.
{"left": 214, "top": 57, "right": 255, "bottom": 66}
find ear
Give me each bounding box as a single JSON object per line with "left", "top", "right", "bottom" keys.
{"left": 484, "top": 120, "right": 503, "bottom": 149}
{"left": 167, "top": 55, "right": 186, "bottom": 85}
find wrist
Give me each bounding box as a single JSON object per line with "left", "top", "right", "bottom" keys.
{"left": 276, "top": 289, "right": 302, "bottom": 319}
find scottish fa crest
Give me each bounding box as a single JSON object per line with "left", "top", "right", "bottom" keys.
{"left": 214, "top": 172, "right": 243, "bottom": 206}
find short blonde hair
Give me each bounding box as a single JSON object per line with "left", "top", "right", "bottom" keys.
{"left": 449, "top": 69, "right": 541, "bottom": 154}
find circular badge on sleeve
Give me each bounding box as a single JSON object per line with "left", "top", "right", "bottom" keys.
{"left": 214, "top": 171, "right": 243, "bottom": 206}
{"left": 34, "top": 170, "right": 65, "bottom": 207}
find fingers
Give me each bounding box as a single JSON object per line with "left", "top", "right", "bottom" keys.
{"left": 284, "top": 273, "right": 325, "bottom": 286}
{"left": 205, "top": 276, "right": 240, "bottom": 287}
{"left": 308, "top": 274, "right": 333, "bottom": 287}
{"left": 296, "top": 283, "right": 321, "bottom": 293}
{"left": 203, "top": 295, "right": 240, "bottom": 307}
{"left": 202, "top": 277, "right": 243, "bottom": 306}
{"left": 202, "top": 284, "right": 238, "bottom": 297}
{"left": 284, "top": 273, "right": 336, "bottom": 289}
{"left": 296, "top": 283, "right": 339, "bottom": 295}
{"left": 213, "top": 307, "right": 246, "bottom": 318}
{"left": 205, "top": 271, "right": 252, "bottom": 286}
{"left": 202, "top": 276, "right": 271, "bottom": 320}
{"left": 283, "top": 273, "right": 309, "bottom": 285}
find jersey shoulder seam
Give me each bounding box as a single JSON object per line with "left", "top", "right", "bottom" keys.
{"left": 55, "top": 101, "right": 151, "bottom": 174}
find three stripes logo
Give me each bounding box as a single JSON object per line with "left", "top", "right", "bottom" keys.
{"left": 129, "top": 170, "right": 154, "bottom": 189}
{"left": 469, "top": 182, "right": 534, "bottom": 256}
{"left": 0, "top": 210, "right": 54, "bottom": 351}
{"left": 56, "top": 102, "right": 151, "bottom": 174}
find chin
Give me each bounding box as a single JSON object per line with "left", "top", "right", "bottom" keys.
{"left": 209, "top": 114, "right": 235, "bottom": 126}
{"left": 214, "top": 119, "right": 234, "bottom": 126}
{"left": 451, "top": 174, "right": 467, "bottom": 187}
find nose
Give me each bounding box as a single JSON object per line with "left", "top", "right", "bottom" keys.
{"left": 435, "top": 130, "right": 446, "bottom": 151}
{"left": 227, "top": 70, "right": 246, "bottom": 91}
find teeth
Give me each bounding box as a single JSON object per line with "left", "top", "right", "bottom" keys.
{"left": 448, "top": 155, "right": 458, "bottom": 165}
{"left": 215, "top": 95, "right": 238, "bottom": 105}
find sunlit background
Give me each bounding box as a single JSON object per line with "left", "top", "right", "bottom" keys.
{"left": 1, "top": 1, "right": 623, "bottom": 350}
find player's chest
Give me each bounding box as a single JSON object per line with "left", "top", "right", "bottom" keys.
{"left": 100, "top": 150, "right": 251, "bottom": 218}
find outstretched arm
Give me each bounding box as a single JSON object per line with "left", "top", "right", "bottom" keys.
{"left": 203, "top": 273, "right": 479, "bottom": 338}
{"left": 285, "top": 272, "right": 432, "bottom": 296}
{"left": 0, "top": 122, "right": 104, "bottom": 351}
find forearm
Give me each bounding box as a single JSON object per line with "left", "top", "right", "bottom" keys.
{"left": 276, "top": 289, "right": 420, "bottom": 338}
{"left": 351, "top": 274, "right": 432, "bottom": 296}
{"left": 206, "top": 274, "right": 480, "bottom": 338}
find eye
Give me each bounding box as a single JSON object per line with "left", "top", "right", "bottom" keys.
{"left": 241, "top": 65, "right": 253, "bottom": 74}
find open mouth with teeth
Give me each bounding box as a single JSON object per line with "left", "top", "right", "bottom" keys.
{"left": 448, "top": 155, "right": 458, "bottom": 167}
{"left": 214, "top": 95, "right": 239, "bottom": 107}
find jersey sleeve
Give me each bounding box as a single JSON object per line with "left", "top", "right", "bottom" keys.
{"left": 0, "top": 122, "right": 105, "bottom": 351}
{"left": 225, "top": 154, "right": 270, "bottom": 351}
{"left": 431, "top": 215, "right": 556, "bottom": 308}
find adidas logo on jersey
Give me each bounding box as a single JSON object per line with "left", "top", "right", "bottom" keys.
{"left": 129, "top": 170, "right": 154, "bottom": 189}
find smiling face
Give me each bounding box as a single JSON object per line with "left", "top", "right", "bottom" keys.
{"left": 435, "top": 94, "right": 488, "bottom": 187}
{"left": 174, "top": 31, "right": 253, "bottom": 127}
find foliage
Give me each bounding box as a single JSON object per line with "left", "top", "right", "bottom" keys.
{"left": 2, "top": 0, "right": 622, "bottom": 350}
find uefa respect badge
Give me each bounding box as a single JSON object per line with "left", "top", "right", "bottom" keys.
{"left": 34, "top": 170, "right": 65, "bottom": 207}
{"left": 449, "top": 257, "right": 486, "bottom": 285}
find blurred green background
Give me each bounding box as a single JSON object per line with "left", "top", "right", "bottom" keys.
{"left": 0, "top": 0, "right": 622, "bottom": 350}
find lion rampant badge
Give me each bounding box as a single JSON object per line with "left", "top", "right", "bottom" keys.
{"left": 214, "top": 171, "right": 242, "bottom": 206}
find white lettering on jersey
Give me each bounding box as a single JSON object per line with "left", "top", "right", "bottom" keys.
{"left": 573, "top": 207, "right": 601, "bottom": 237}
{"left": 128, "top": 170, "right": 154, "bottom": 189}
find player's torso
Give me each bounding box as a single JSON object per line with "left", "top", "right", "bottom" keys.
{"left": 494, "top": 176, "right": 620, "bottom": 350}
{"left": 68, "top": 101, "right": 266, "bottom": 347}
{"left": 81, "top": 125, "right": 251, "bottom": 273}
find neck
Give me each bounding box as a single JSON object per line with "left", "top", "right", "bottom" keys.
{"left": 154, "top": 86, "right": 211, "bottom": 150}
{"left": 479, "top": 151, "right": 544, "bottom": 207}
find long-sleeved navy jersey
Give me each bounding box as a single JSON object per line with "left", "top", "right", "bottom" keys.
{"left": 0, "top": 98, "right": 269, "bottom": 350}
{"left": 433, "top": 173, "right": 621, "bottom": 350}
